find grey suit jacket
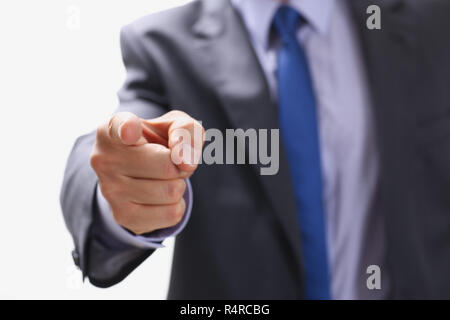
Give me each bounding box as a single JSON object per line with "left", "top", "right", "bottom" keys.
{"left": 61, "top": 0, "right": 450, "bottom": 299}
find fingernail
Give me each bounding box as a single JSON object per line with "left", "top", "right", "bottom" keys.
{"left": 118, "top": 122, "right": 124, "bottom": 140}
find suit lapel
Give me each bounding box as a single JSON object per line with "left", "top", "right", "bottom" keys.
{"left": 193, "top": 0, "right": 305, "bottom": 283}
{"left": 348, "top": 0, "right": 421, "bottom": 296}
{"left": 348, "top": 0, "right": 419, "bottom": 164}
{"left": 348, "top": 0, "right": 420, "bottom": 212}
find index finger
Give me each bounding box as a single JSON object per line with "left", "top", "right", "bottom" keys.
{"left": 143, "top": 111, "right": 205, "bottom": 172}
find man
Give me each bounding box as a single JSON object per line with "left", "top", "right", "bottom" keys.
{"left": 60, "top": 0, "right": 450, "bottom": 299}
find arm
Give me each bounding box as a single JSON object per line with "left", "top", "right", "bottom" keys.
{"left": 60, "top": 23, "right": 201, "bottom": 287}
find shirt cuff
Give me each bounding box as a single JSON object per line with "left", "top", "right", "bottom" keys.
{"left": 96, "top": 179, "right": 193, "bottom": 249}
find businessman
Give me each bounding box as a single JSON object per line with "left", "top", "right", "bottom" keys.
{"left": 61, "top": 0, "right": 450, "bottom": 299}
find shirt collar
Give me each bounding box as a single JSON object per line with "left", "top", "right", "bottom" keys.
{"left": 231, "top": 0, "right": 335, "bottom": 49}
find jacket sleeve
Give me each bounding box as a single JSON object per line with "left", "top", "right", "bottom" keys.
{"left": 60, "top": 22, "right": 170, "bottom": 287}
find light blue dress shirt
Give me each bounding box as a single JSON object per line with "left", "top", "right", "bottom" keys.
{"left": 98, "top": 0, "right": 388, "bottom": 299}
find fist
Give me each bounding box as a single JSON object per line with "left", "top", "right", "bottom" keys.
{"left": 90, "top": 110, "right": 204, "bottom": 235}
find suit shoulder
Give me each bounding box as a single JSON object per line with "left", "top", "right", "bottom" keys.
{"left": 121, "top": 0, "right": 201, "bottom": 40}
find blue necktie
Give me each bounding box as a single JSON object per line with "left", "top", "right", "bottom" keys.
{"left": 273, "top": 6, "right": 331, "bottom": 300}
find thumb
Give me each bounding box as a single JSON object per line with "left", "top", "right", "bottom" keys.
{"left": 108, "top": 112, "right": 145, "bottom": 146}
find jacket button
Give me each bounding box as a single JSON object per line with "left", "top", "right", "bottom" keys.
{"left": 72, "top": 249, "right": 80, "bottom": 268}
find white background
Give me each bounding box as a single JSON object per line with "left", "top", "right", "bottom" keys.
{"left": 0, "top": 0, "right": 192, "bottom": 299}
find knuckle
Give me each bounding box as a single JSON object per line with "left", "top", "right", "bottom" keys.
{"left": 112, "top": 208, "right": 129, "bottom": 228}
{"left": 111, "top": 202, "right": 138, "bottom": 232}
{"left": 167, "top": 200, "right": 185, "bottom": 225}
{"left": 166, "top": 179, "right": 186, "bottom": 202}
{"left": 90, "top": 149, "right": 109, "bottom": 173}
{"left": 98, "top": 178, "right": 126, "bottom": 201}
{"left": 162, "top": 158, "right": 177, "bottom": 178}
{"left": 98, "top": 182, "right": 117, "bottom": 200}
